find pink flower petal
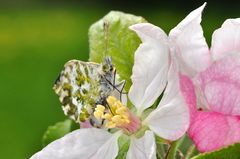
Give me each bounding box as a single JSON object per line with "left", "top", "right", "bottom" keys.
{"left": 211, "top": 18, "right": 240, "bottom": 61}
{"left": 179, "top": 74, "right": 197, "bottom": 117}
{"left": 198, "top": 55, "right": 240, "bottom": 116}
{"left": 180, "top": 74, "right": 240, "bottom": 152}
{"left": 188, "top": 112, "right": 240, "bottom": 152}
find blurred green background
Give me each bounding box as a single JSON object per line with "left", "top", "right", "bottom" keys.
{"left": 0, "top": 0, "right": 239, "bottom": 158}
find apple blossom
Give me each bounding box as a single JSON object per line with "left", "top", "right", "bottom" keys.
{"left": 30, "top": 20, "right": 189, "bottom": 159}
{"left": 172, "top": 3, "right": 240, "bottom": 152}
{"left": 129, "top": 2, "right": 240, "bottom": 153}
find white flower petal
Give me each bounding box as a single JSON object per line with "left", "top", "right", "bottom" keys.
{"left": 146, "top": 102, "right": 189, "bottom": 141}
{"left": 169, "top": 3, "right": 210, "bottom": 76}
{"left": 157, "top": 63, "right": 179, "bottom": 106}
{"left": 129, "top": 23, "right": 169, "bottom": 114}
{"left": 211, "top": 18, "right": 240, "bottom": 61}
{"left": 145, "top": 67, "right": 189, "bottom": 141}
{"left": 126, "top": 131, "right": 156, "bottom": 159}
{"left": 31, "top": 128, "right": 121, "bottom": 159}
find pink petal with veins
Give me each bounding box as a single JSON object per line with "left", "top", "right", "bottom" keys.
{"left": 180, "top": 74, "right": 240, "bottom": 152}
{"left": 198, "top": 55, "right": 240, "bottom": 116}
{"left": 188, "top": 111, "right": 240, "bottom": 152}
{"left": 179, "top": 74, "right": 197, "bottom": 116}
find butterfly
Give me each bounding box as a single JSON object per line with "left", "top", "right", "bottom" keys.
{"left": 53, "top": 57, "right": 126, "bottom": 125}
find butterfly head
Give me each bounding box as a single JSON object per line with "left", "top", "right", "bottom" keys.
{"left": 102, "top": 56, "right": 114, "bottom": 73}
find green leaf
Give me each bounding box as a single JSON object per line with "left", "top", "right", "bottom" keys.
{"left": 42, "top": 119, "right": 74, "bottom": 147}
{"left": 191, "top": 143, "right": 240, "bottom": 159}
{"left": 89, "top": 11, "right": 146, "bottom": 90}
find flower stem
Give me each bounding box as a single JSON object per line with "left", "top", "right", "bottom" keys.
{"left": 165, "top": 141, "right": 178, "bottom": 159}
{"left": 165, "top": 137, "right": 185, "bottom": 159}
{"left": 157, "top": 144, "right": 165, "bottom": 159}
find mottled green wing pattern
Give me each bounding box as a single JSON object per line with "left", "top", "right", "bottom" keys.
{"left": 53, "top": 60, "right": 102, "bottom": 123}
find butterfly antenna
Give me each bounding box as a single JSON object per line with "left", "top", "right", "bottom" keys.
{"left": 103, "top": 20, "right": 109, "bottom": 59}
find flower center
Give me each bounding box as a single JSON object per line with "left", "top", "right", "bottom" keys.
{"left": 93, "top": 96, "right": 140, "bottom": 133}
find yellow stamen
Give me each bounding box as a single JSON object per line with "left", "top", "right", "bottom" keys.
{"left": 93, "top": 105, "right": 105, "bottom": 119}
{"left": 116, "top": 107, "right": 127, "bottom": 114}
{"left": 106, "top": 96, "right": 117, "bottom": 106}
{"left": 93, "top": 96, "right": 130, "bottom": 129}
{"left": 93, "top": 111, "right": 102, "bottom": 120}
{"left": 111, "top": 115, "right": 122, "bottom": 123}
{"left": 96, "top": 105, "right": 105, "bottom": 112}
{"left": 103, "top": 113, "right": 112, "bottom": 120}
{"left": 106, "top": 121, "right": 116, "bottom": 128}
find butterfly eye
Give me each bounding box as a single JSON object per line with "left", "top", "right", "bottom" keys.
{"left": 109, "top": 65, "right": 113, "bottom": 72}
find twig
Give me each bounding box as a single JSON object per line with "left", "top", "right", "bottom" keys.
{"left": 185, "top": 145, "right": 196, "bottom": 159}
{"left": 177, "top": 149, "right": 184, "bottom": 159}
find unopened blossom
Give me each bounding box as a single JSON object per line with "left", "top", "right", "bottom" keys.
{"left": 30, "top": 20, "right": 189, "bottom": 159}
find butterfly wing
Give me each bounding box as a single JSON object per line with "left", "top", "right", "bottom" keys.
{"left": 53, "top": 60, "right": 103, "bottom": 123}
